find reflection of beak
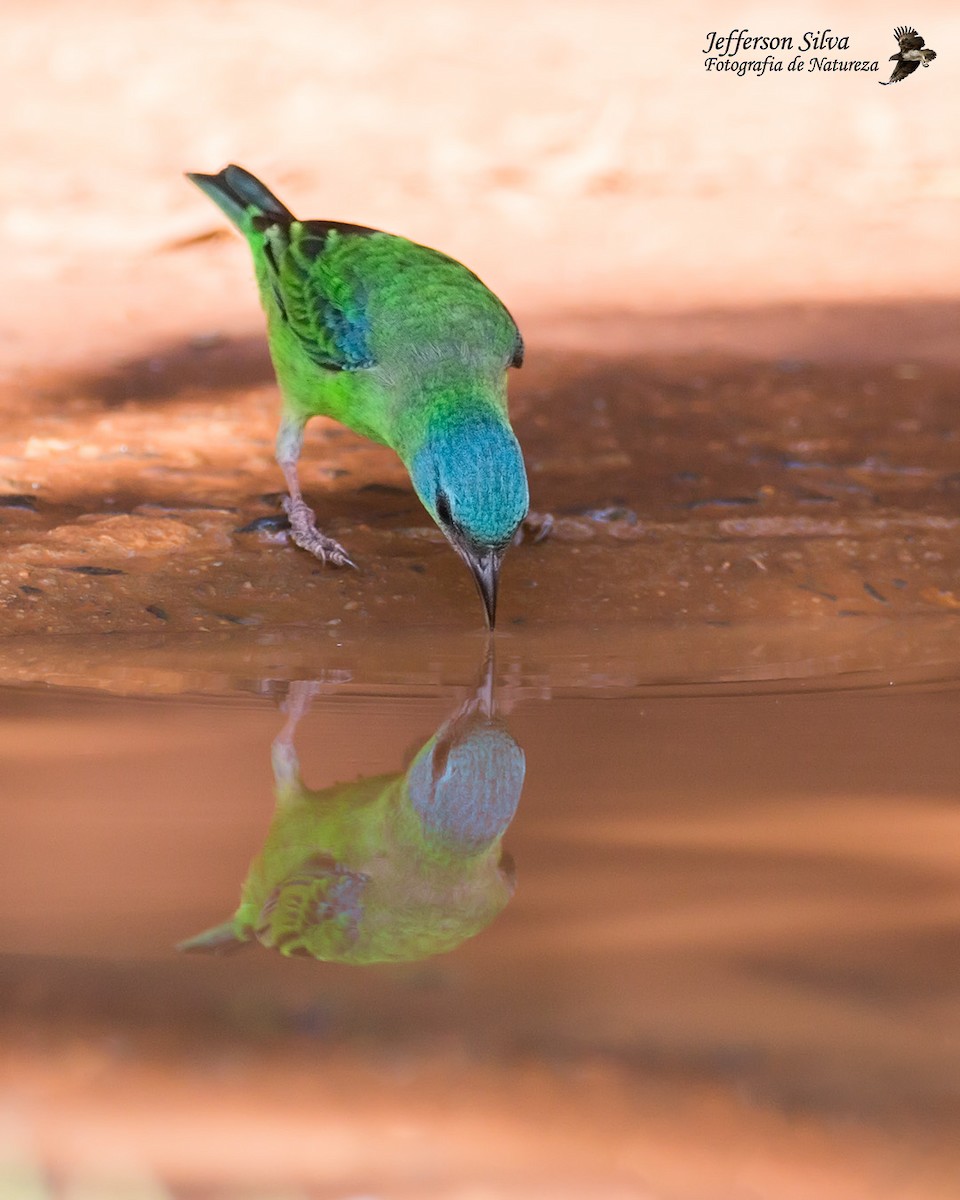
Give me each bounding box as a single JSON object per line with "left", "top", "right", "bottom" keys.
{"left": 456, "top": 543, "right": 504, "bottom": 629}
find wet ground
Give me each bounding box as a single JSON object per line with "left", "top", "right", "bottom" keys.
{"left": 6, "top": 302, "right": 960, "bottom": 649}
{"left": 5, "top": 2, "right": 960, "bottom": 1195}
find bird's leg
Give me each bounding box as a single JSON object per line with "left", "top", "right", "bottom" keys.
{"left": 276, "top": 415, "right": 356, "bottom": 568}
{"left": 271, "top": 679, "right": 320, "bottom": 789}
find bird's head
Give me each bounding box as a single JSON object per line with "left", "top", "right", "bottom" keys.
{"left": 409, "top": 413, "right": 529, "bottom": 627}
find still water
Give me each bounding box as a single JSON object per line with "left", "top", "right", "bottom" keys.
{"left": 2, "top": 626, "right": 960, "bottom": 1198}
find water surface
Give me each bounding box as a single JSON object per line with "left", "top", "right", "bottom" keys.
{"left": 2, "top": 632, "right": 959, "bottom": 1198}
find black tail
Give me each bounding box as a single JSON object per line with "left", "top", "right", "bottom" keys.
{"left": 186, "top": 164, "right": 294, "bottom": 230}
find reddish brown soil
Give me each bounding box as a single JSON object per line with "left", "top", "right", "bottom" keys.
{"left": 1, "top": 4, "right": 959, "bottom": 654}
{"left": 3, "top": 4, "right": 960, "bottom": 1196}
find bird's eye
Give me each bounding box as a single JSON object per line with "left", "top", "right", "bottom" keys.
{"left": 436, "top": 491, "right": 453, "bottom": 525}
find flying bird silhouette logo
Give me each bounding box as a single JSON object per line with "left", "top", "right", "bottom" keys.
{"left": 880, "top": 25, "right": 937, "bottom": 85}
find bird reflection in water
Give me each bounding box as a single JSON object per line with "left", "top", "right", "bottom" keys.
{"left": 180, "top": 653, "right": 523, "bottom": 964}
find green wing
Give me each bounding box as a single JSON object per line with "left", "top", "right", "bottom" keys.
{"left": 188, "top": 164, "right": 524, "bottom": 376}
{"left": 187, "top": 166, "right": 377, "bottom": 372}
{"left": 258, "top": 219, "right": 378, "bottom": 372}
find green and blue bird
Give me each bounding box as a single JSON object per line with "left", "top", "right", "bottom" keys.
{"left": 187, "top": 165, "right": 529, "bottom": 626}
{"left": 178, "top": 669, "right": 524, "bottom": 965}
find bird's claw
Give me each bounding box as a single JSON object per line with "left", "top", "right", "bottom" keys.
{"left": 515, "top": 511, "right": 553, "bottom": 545}
{"left": 282, "top": 497, "right": 357, "bottom": 568}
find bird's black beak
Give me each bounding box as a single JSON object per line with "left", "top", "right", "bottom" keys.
{"left": 464, "top": 545, "right": 504, "bottom": 629}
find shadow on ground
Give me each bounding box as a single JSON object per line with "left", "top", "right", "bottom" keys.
{"left": 2, "top": 301, "right": 960, "bottom": 645}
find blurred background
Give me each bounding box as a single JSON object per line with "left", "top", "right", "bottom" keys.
{"left": 2, "top": 0, "right": 959, "bottom": 373}
{"left": 2, "top": 3, "right": 960, "bottom": 1198}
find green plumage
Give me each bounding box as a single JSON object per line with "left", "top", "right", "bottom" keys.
{"left": 179, "top": 679, "right": 523, "bottom": 964}
{"left": 187, "top": 165, "right": 529, "bottom": 624}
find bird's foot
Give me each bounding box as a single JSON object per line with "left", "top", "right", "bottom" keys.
{"left": 514, "top": 511, "right": 554, "bottom": 545}
{"left": 282, "top": 497, "right": 357, "bottom": 568}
